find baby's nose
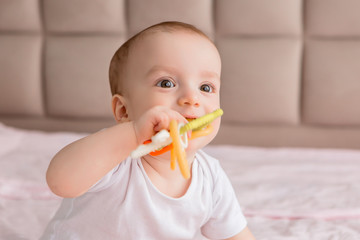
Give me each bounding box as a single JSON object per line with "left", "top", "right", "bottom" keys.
{"left": 178, "top": 91, "right": 200, "bottom": 107}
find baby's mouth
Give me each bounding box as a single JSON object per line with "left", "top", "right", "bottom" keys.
{"left": 184, "top": 114, "right": 199, "bottom": 122}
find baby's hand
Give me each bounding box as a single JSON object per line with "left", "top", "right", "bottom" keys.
{"left": 132, "top": 106, "right": 187, "bottom": 145}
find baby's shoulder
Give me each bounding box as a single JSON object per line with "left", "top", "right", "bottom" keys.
{"left": 196, "top": 150, "right": 221, "bottom": 168}
{"left": 195, "top": 150, "right": 223, "bottom": 181}
{"left": 89, "top": 156, "right": 133, "bottom": 192}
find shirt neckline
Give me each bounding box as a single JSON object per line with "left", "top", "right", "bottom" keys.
{"left": 137, "top": 154, "right": 198, "bottom": 201}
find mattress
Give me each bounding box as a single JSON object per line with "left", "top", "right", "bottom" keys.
{"left": 0, "top": 122, "right": 359, "bottom": 240}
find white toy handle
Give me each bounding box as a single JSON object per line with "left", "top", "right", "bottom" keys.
{"left": 130, "top": 130, "right": 172, "bottom": 159}
{"left": 130, "top": 123, "right": 188, "bottom": 159}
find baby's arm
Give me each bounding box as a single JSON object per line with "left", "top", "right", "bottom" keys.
{"left": 46, "top": 106, "right": 186, "bottom": 198}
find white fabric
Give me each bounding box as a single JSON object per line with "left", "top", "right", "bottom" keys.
{"left": 40, "top": 150, "right": 247, "bottom": 240}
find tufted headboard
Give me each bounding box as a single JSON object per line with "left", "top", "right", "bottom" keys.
{"left": 1, "top": 0, "right": 360, "bottom": 149}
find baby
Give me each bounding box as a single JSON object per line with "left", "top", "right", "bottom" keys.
{"left": 41, "top": 21, "right": 255, "bottom": 240}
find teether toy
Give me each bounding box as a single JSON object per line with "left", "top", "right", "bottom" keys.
{"left": 130, "top": 109, "right": 223, "bottom": 179}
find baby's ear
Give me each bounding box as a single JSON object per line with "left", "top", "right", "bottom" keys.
{"left": 111, "top": 94, "right": 129, "bottom": 123}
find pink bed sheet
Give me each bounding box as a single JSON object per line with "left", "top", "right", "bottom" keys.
{"left": 205, "top": 146, "right": 360, "bottom": 239}
{"left": 1, "top": 123, "right": 359, "bottom": 239}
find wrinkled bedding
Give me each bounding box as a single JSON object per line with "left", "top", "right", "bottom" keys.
{"left": 0, "top": 123, "right": 359, "bottom": 240}
{"left": 205, "top": 146, "right": 360, "bottom": 239}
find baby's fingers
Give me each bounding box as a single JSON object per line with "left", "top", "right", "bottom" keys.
{"left": 153, "top": 109, "right": 187, "bottom": 132}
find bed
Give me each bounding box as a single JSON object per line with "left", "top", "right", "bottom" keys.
{"left": 1, "top": 123, "right": 360, "bottom": 239}
{"left": 1, "top": 0, "right": 360, "bottom": 239}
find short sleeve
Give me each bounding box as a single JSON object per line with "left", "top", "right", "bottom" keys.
{"left": 201, "top": 162, "right": 247, "bottom": 239}
{"left": 88, "top": 157, "right": 131, "bottom": 192}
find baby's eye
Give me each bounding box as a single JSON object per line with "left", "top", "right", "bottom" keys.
{"left": 156, "top": 79, "right": 175, "bottom": 88}
{"left": 200, "top": 84, "right": 213, "bottom": 93}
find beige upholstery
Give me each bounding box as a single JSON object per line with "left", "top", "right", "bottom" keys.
{"left": 44, "top": 0, "right": 126, "bottom": 33}
{"left": 0, "top": 0, "right": 360, "bottom": 149}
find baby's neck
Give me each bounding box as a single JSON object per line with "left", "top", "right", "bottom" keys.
{"left": 142, "top": 151, "right": 195, "bottom": 179}
{"left": 141, "top": 152, "right": 195, "bottom": 198}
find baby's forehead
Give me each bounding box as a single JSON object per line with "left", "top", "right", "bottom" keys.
{"left": 129, "top": 30, "right": 220, "bottom": 64}
{"left": 123, "top": 27, "right": 221, "bottom": 78}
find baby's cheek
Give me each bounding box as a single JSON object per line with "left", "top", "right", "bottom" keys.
{"left": 211, "top": 117, "right": 221, "bottom": 133}
{"left": 146, "top": 98, "right": 173, "bottom": 111}
{"left": 187, "top": 129, "right": 217, "bottom": 152}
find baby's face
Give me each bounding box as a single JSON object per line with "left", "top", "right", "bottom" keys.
{"left": 123, "top": 31, "right": 221, "bottom": 151}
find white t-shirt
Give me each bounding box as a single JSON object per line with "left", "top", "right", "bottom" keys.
{"left": 41, "top": 150, "right": 247, "bottom": 240}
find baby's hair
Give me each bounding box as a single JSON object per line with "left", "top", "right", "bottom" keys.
{"left": 109, "top": 21, "right": 211, "bottom": 96}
